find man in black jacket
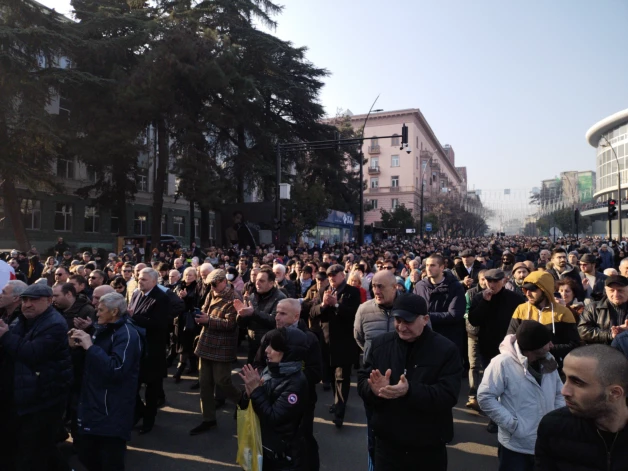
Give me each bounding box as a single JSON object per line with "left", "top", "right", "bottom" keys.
{"left": 128, "top": 268, "right": 170, "bottom": 434}
{"left": 310, "top": 264, "right": 361, "bottom": 428}
{"left": 536, "top": 345, "right": 628, "bottom": 470}
{"left": 547, "top": 248, "right": 585, "bottom": 301}
{"left": 358, "top": 293, "right": 462, "bottom": 471}
{"left": 453, "top": 249, "right": 485, "bottom": 291}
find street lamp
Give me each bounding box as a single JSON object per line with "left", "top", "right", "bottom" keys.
{"left": 601, "top": 135, "right": 622, "bottom": 242}
{"left": 419, "top": 151, "right": 434, "bottom": 239}
{"left": 358, "top": 97, "right": 383, "bottom": 246}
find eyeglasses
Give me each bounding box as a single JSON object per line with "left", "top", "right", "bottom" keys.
{"left": 123, "top": 269, "right": 132, "bottom": 272}
{"left": 383, "top": 266, "right": 395, "bottom": 270}
{"left": 210, "top": 280, "right": 225, "bottom": 287}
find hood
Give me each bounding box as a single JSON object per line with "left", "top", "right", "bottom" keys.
{"left": 499, "top": 334, "right": 558, "bottom": 374}
{"left": 281, "top": 327, "right": 308, "bottom": 363}
{"left": 523, "top": 271, "right": 556, "bottom": 307}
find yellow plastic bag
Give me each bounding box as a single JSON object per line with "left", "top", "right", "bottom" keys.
{"left": 236, "top": 405, "right": 263, "bottom": 471}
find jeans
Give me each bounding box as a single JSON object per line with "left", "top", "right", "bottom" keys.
{"left": 467, "top": 335, "right": 482, "bottom": 398}
{"left": 331, "top": 364, "right": 352, "bottom": 420}
{"left": 79, "top": 435, "right": 127, "bottom": 471}
{"left": 498, "top": 445, "right": 535, "bottom": 471}
{"left": 199, "top": 358, "right": 242, "bottom": 422}
{"left": 374, "top": 439, "right": 447, "bottom": 471}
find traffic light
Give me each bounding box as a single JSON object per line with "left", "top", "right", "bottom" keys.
{"left": 281, "top": 206, "right": 288, "bottom": 225}
{"left": 608, "top": 199, "right": 618, "bottom": 220}
{"left": 400, "top": 124, "right": 408, "bottom": 150}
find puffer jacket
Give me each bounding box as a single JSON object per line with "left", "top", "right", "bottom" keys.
{"left": 579, "top": 298, "right": 628, "bottom": 345}
{"left": 77, "top": 315, "right": 144, "bottom": 441}
{"left": 0, "top": 306, "right": 73, "bottom": 415}
{"left": 535, "top": 407, "right": 628, "bottom": 470}
{"left": 477, "top": 334, "right": 564, "bottom": 455}
{"left": 507, "top": 271, "right": 580, "bottom": 366}
{"left": 353, "top": 296, "right": 397, "bottom": 359}
{"left": 248, "top": 328, "right": 309, "bottom": 469}
{"left": 237, "top": 287, "right": 286, "bottom": 342}
{"left": 357, "top": 326, "right": 462, "bottom": 449}
{"left": 413, "top": 271, "right": 466, "bottom": 347}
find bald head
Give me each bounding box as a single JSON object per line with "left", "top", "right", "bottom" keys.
{"left": 275, "top": 298, "right": 301, "bottom": 328}
{"left": 372, "top": 270, "right": 398, "bottom": 306}
{"left": 92, "top": 285, "right": 115, "bottom": 309}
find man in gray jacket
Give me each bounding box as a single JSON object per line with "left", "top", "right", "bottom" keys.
{"left": 354, "top": 269, "right": 398, "bottom": 469}
{"left": 478, "top": 321, "right": 564, "bottom": 471}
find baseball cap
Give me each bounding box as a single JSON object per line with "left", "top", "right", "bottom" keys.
{"left": 605, "top": 275, "right": 628, "bottom": 287}
{"left": 391, "top": 293, "right": 428, "bottom": 323}
{"left": 20, "top": 284, "right": 53, "bottom": 299}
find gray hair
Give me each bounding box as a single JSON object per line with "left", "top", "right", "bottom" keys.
{"left": 200, "top": 263, "right": 214, "bottom": 274}
{"left": 277, "top": 298, "right": 301, "bottom": 314}
{"left": 98, "top": 292, "right": 128, "bottom": 316}
{"left": 169, "top": 269, "right": 181, "bottom": 279}
{"left": 140, "top": 267, "right": 159, "bottom": 282}
{"left": 5, "top": 280, "right": 28, "bottom": 297}
{"left": 273, "top": 263, "right": 286, "bottom": 275}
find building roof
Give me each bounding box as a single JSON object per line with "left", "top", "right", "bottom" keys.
{"left": 585, "top": 108, "right": 628, "bottom": 147}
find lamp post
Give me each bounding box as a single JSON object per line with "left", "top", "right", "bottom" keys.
{"left": 358, "top": 96, "right": 383, "bottom": 246}
{"left": 601, "top": 135, "right": 622, "bottom": 242}
{"left": 419, "top": 152, "right": 434, "bottom": 239}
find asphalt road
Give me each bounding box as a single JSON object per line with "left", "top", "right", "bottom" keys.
{"left": 65, "top": 357, "right": 498, "bottom": 470}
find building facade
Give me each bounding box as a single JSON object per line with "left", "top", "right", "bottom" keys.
{"left": 349, "top": 109, "right": 465, "bottom": 226}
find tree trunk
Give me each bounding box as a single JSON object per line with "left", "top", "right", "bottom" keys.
{"left": 200, "top": 206, "right": 210, "bottom": 248}
{"left": 2, "top": 178, "right": 30, "bottom": 251}
{"left": 189, "top": 198, "right": 195, "bottom": 247}
{"left": 151, "top": 118, "right": 168, "bottom": 253}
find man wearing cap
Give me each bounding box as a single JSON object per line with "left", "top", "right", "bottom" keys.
{"left": 191, "top": 269, "right": 243, "bottom": 435}
{"left": 478, "top": 321, "right": 564, "bottom": 471}
{"left": 357, "top": 293, "right": 462, "bottom": 470}
{"left": 507, "top": 271, "right": 580, "bottom": 367}
{"left": 506, "top": 262, "right": 530, "bottom": 296}
{"left": 579, "top": 275, "right": 628, "bottom": 345}
{"left": 453, "top": 250, "right": 485, "bottom": 291}
{"left": 578, "top": 253, "right": 607, "bottom": 301}
{"left": 310, "top": 264, "right": 361, "bottom": 428}
{"left": 0, "top": 284, "right": 73, "bottom": 469}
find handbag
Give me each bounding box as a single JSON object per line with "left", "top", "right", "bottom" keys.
{"left": 236, "top": 404, "right": 263, "bottom": 471}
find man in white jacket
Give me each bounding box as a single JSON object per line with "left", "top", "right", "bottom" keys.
{"left": 478, "top": 320, "right": 565, "bottom": 471}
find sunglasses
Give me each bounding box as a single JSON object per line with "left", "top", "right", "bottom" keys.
{"left": 523, "top": 285, "right": 539, "bottom": 292}
{"left": 210, "top": 280, "right": 224, "bottom": 287}
{"left": 123, "top": 269, "right": 132, "bottom": 272}
{"left": 383, "top": 266, "right": 395, "bottom": 270}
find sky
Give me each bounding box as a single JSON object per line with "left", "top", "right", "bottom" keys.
{"left": 39, "top": 0, "right": 628, "bottom": 194}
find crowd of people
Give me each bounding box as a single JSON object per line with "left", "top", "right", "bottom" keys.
{"left": 0, "top": 233, "right": 627, "bottom": 471}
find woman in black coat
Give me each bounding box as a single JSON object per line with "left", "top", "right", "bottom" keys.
{"left": 173, "top": 266, "right": 202, "bottom": 381}
{"left": 239, "top": 328, "right": 309, "bottom": 471}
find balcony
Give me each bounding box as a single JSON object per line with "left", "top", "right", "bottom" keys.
{"left": 367, "top": 166, "right": 380, "bottom": 175}
{"left": 366, "top": 186, "right": 416, "bottom": 194}
{"left": 368, "top": 145, "right": 380, "bottom": 154}
{"left": 390, "top": 185, "right": 401, "bottom": 193}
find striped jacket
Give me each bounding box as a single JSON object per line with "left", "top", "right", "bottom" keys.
{"left": 195, "top": 285, "right": 241, "bottom": 362}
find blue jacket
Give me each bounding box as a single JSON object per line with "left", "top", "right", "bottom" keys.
{"left": 599, "top": 250, "right": 614, "bottom": 270}
{"left": 413, "top": 271, "right": 466, "bottom": 348}
{"left": 0, "top": 306, "right": 73, "bottom": 415}
{"left": 77, "top": 315, "right": 144, "bottom": 441}
{"left": 611, "top": 330, "right": 628, "bottom": 359}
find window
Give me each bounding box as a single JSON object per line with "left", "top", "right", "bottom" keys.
{"left": 173, "top": 216, "right": 184, "bottom": 237}
{"left": 371, "top": 199, "right": 378, "bottom": 210}
{"left": 58, "top": 95, "right": 71, "bottom": 120}
{"left": 391, "top": 134, "right": 400, "bottom": 146}
{"left": 161, "top": 214, "right": 167, "bottom": 234}
{"left": 370, "top": 178, "right": 379, "bottom": 188}
{"left": 134, "top": 212, "right": 148, "bottom": 235}
{"left": 371, "top": 137, "right": 379, "bottom": 147}
{"left": 54, "top": 203, "right": 72, "bottom": 231}
{"left": 416, "top": 137, "right": 419, "bottom": 149}
{"left": 194, "top": 217, "right": 200, "bottom": 238}
{"left": 136, "top": 169, "right": 149, "bottom": 192}
{"left": 84, "top": 206, "right": 100, "bottom": 233}
{"left": 370, "top": 157, "right": 379, "bottom": 168}
{"left": 111, "top": 210, "right": 119, "bottom": 234}
{"left": 392, "top": 198, "right": 399, "bottom": 209}
{"left": 391, "top": 155, "right": 399, "bottom": 167}
{"left": 391, "top": 176, "right": 399, "bottom": 187}
{"left": 86, "top": 165, "right": 97, "bottom": 183}
{"left": 57, "top": 158, "right": 74, "bottom": 179}
{"left": 416, "top": 156, "right": 419, "bottom": 169}
{"left": 21, "top": 199, "right": 41, "bottom": 230}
